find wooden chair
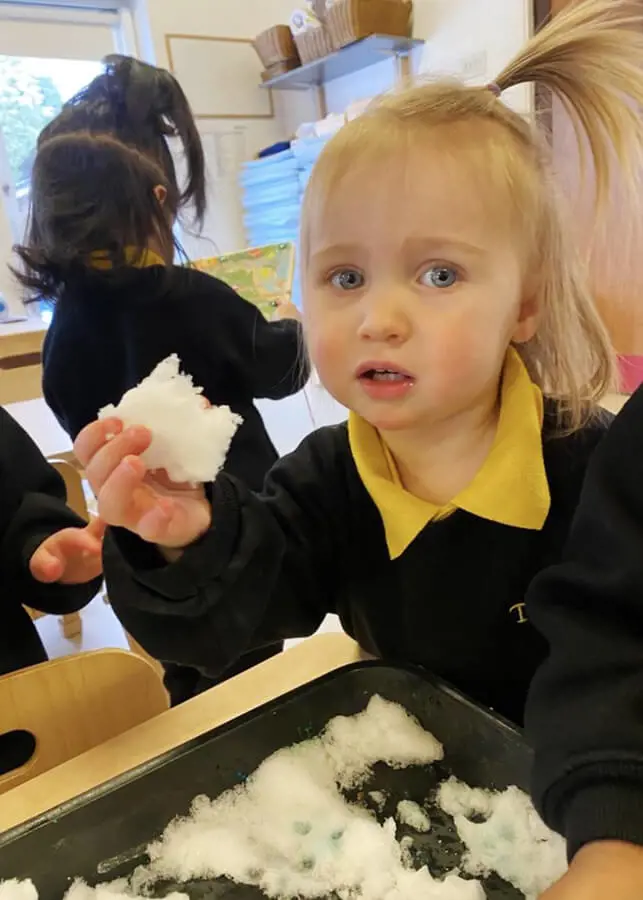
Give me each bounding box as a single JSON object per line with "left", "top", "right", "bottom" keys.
{"left": 48, "top": 457, "right": 89, "bottom": 523}
{"left": 24, "top": 457, "right": 90, "bottom": 639}
{"left": 0, "top": 649, "right": 169, "bottom": 794}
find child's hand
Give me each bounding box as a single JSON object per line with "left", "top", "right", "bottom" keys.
{"left": 541, "top": 842, "right": 643, "bottom": 899}
{"left": 272, "top": 299, "right": 301, "bottom": 321}
{"left": 74, "top": 418, "right": 212, "bottom": 550}
{"left": 30, "top": 516, "right": 105, "bottom": 584}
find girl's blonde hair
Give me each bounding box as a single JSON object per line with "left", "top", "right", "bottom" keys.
{"left": 301, "top": 0, "right": 643, "bottom": 431}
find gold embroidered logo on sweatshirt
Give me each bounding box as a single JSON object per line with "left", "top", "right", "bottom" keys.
{"left": 510, "top": 602, "right": 528, "bottom": 624}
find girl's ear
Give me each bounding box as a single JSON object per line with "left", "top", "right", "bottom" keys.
{"left": 154, "top": 184, "right": 167, "bottom": 206}
{"left": 512, "top": 281, "right": 540, "bottom": 344}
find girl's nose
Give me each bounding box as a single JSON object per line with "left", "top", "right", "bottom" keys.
{"left": 357, "top": 292, "right": 411, "bottom": 344}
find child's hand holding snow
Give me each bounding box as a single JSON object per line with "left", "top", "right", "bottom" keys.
{"left": 75, "top": 356, "right": 242, "bottom": 553}
{"left": 75, "top": 418, "right": 212, "bottom": 551}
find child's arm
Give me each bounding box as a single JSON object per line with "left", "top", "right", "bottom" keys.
{"left": 0, "top": 408, "right": 103, "bottom": 614}
{"left": 76, "top": 418, "right": 342, "bottom": 677}
{"left": 194, "top": 273, "right": 310, "bottom": 400}
{"left": 525, "top": 390, "right": 643, "bottom": 895}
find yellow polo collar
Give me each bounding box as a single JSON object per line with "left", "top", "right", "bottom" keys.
{"left": 348, "top": 348, "right": 551, "bottom": 559}
{"left": 89, "top": 248, "right": 165, "bottom": 270}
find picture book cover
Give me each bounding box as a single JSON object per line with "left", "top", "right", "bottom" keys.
{"left": 191, "top": 242, "right": 295, "bottom": 320}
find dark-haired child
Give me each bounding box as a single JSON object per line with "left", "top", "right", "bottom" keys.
{"left": 16, "top": 59, "right": 308, "bottom": 701}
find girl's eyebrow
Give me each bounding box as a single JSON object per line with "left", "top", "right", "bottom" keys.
{"left": 310, "top": 238, "right": 487, "bottom": 265}
{"left": 309, "top": 244, "right": 364, "bottom": 264}
{"left": 403, "top": 237, "right": 488, "bottom": 258}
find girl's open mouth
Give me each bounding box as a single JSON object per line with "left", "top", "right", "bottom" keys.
{"left": 361, "top": 369, "right": 413, "bottom": 383}
{"left": 356, "top": 365, "right": 416, "bottom": 399}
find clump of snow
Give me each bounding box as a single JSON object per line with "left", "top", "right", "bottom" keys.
{"left": 0, "top": 880, "right": 37, "bottom": 900}
{"left": 438, "top": 779, "right": 493, "bottom": 820}
{"left": 98, "top": 354, "right": 241, "bottom": 483}
{"left": 65, "top": 881, "right": 186, "bottom": 900}
{"left": 322, "top": 694, "right": 444, "bottom": 790}
{"left": 368, "top": 790, "right": 388, "bottom": 812}
{"left": 130, "top": 696, "right": 481, "bottom": 900}
{"left": 436, "top": 778, "right": 567, "bottom": 899}
{"left": 397, "top": 800, "right": 431, "bottom": 833}
{"left": 399, "top": 835, "right": 415, "bottom": 866}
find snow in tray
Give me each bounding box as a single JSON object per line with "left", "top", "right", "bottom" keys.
{"left": 2, "top": 696, "right": 567, "bottom": 900}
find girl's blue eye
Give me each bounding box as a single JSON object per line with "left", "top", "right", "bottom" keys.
{"left": 421, "top": 266, "right": 458, "bottom": 288}
{"left": 330, "top": 269, "right": 364, "bottom": 291}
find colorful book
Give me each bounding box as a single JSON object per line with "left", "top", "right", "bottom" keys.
{"left": 191, "top": 242, "right": 296, "bottom": 320}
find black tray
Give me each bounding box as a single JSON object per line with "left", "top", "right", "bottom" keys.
{"left": 0, "top": 662, "right": 532, "bottom": 899}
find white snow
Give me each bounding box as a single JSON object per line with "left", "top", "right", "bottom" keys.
{"left": 397, "top": 800, "right": 431, "bottom": 833}
{"left": 64, "top": 880, "right": 186, "bottom": 900}
{"left": 369, "top": 790, "right": 388, "bottom": 812}
{"left": 437, "top": 778, "right": 568, "bottom": 899}
{"left": 0, "top": 880, "right": 38, "bottom": 900}
{"left": 98, "top": 354, "right": 241, "bottom": 483}
{"left": 128, "top": 695, "right": 465, "bottom": 900}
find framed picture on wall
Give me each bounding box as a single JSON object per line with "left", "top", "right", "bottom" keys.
{"left": 165, "top": 34, "right": 274, "bottom": 119}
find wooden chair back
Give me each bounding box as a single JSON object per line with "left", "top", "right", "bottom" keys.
{"left": 0, "top": 649, "right": 168, "bottom": 794}
{"left": 48, "top": 457, "right": 89, "bottom": 521}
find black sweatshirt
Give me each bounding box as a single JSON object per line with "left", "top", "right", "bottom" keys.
{"left": 42, "top": 265, "right": 308, "bottom": 492}
{"left": 525, "top": 385, "right": 643, "bottom": 856}
{"left": 105, "top": 403, "right": 607, "bottom": 728}
{"left": 0, "top": 408, "right": 100, "bottom": 677}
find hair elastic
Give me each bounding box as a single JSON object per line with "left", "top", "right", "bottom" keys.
{"left": 487, "top": 83, "right": 502, "bottom": 98}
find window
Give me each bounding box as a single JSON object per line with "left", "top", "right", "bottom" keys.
{"left": 0, "top": 0, "right": 135, "bottom": 316}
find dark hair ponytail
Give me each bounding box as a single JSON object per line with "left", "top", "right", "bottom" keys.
{"left": 40, "top": 55, "right": 206, "bottom": 225}
{"left": 13, "top": 131, "right": 180, "bottom": 301}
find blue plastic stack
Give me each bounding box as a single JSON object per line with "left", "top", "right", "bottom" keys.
{"left": 292, "top": 134, "right": 330, "bottom": 195}
{"left": 240, "top": 148, "right": 300, "bottom": 248}
{"left": 239, "top": 134, "right": 333, "bottom": 306}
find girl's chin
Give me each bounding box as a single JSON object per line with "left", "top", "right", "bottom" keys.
{"left": 358, "top": 409, "right": 423, "bottom": 433}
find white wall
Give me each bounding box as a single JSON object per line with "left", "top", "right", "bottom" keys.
{"left": 133, "top": 0, "right": 315, "bottom": 135}
{"left": 325, "top": 0, "right": 533, "bottom": 114}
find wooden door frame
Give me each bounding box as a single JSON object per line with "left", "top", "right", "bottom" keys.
{"left": 534, "top": 0, "right": 551, "bottom": 28}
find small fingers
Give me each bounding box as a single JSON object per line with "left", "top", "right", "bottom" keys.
{"left": 85, "top": 515, "right": 107, "bottom": 541}
{"left": 74, "top": 418, "right": 123, "bottom": 467}
{"left": 85, "top": 427, "right": 152, "bottom": 495}
{"left": 30, "top": 546, "right": 64, "bottom": 583}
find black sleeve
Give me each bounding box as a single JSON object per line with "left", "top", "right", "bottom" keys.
{"left": 526, "top": 390, "right": 643, "bottom": 857}
{"left": 0, "top": 408, "right": 100, "bottom": 615}
{"left": 196, "top": 271, "right": 309, "bottom": 400}
{"left": 104, "top": 428, "right": 345, "bottom": 676}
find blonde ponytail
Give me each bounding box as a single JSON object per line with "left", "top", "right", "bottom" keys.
{"left": 496, "top": 0, "right": 643, "bottom": 209}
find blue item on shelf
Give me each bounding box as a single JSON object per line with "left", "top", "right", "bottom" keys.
{"left": 258, "top": 141, "right": 292, "bottom": 158}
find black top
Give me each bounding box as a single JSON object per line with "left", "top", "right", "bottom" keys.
{"left": 104, "top": 405, "right": 607, "bottom": 730}
{"left": 0, "top": 408, "right": 100, "bottom": 677}
{"left": 526, "top": 386, "right": 643, "bottom": 857}
{"left": 42, "top": 266, "right": 308, "bottom": 491}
